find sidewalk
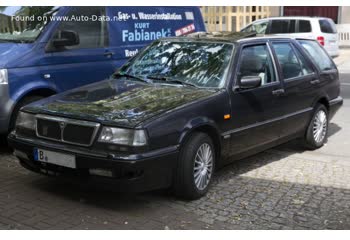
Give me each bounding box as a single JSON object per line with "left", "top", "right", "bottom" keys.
{"left": 334, "top": 48, "right": 350, "bottom": 73}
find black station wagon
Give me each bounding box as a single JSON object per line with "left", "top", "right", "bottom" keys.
{"left": 9, "top": 32, "right": 343, "bottom": 199}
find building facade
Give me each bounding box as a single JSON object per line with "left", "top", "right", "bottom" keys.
{"left": 282, "top": 6, "right": 349, "bottom": 24}
{"left": 201, "top": 6, "right": 350, "bottom": 33}
{"left": 200, "top": 6, "right": 279, "bottom": 32}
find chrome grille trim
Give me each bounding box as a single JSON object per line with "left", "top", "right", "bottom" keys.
{"left": 35, "top": 114, "right": 101, "bottom": 147}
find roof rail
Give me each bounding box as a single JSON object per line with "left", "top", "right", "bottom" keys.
{"left": 186, "top": 32, "right": 208, "bottom": 38}
{"left": 185, "top": 31, "right": 257, "bottom": 39}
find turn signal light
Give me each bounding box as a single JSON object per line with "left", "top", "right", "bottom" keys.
{"left": 224, "top": 114, "right": 231, "bottom": 120}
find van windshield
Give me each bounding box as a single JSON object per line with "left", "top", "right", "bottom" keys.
{"left": 0, "top": 6, "right": 58, "bottom": 43}
{"left": 119, "top": 40, "right": 234, "bottom": 88}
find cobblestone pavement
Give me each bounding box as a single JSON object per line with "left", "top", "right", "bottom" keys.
{"left": 0, "top": 90, "right": 350, "bottom": 230}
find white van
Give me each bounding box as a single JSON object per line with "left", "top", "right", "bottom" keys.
{"left": 241, "top": 17, "right": 339, "bottom": 57}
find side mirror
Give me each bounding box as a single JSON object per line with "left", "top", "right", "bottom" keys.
{"left": 52, "top": 30, "right": 79, "bottom": 48}
{"left": 239, "top": 76, "right": 262, "bottom": 89}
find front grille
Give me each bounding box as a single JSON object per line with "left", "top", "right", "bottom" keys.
{"left": 37, "top": 119, "right": 61, "bottom": 140}
{"left": 63, "top": 124, "right": 96, "bottom": 145}
{"left": 36, "top": 115, "right": 100, "bottom": 146}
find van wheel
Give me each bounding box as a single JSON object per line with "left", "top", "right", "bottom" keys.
{"left": 304, "top": 104, "right": 329, "bottom": 150}
{"left": 173, "top": 132, "right": 215, "bottom": 200}
{"left": 9, "top": 95, "right": 43, "bottom": 133}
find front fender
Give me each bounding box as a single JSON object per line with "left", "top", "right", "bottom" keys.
{"left": 8, "top": 67, "right": 58, "bottom": 102}
{"left": 178, "top": 116, "right": 221, "bottom": 145}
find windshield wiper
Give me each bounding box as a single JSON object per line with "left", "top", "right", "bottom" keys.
{"left": 167, "top": 79, "right": 198, "bottom": 88}
{"left": 147, "top": 75, "right": 198, "bottom": 88}
{"left": 114, "top": 73, "right": 152, "bottom": 83}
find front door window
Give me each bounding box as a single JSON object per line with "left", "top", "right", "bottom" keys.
{"left": 237, "top": 44, "right": 277, "bottom": 86}
{"left": 52, "top": 7, "right": 107, "bottom": 50}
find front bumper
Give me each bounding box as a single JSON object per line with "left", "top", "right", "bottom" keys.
{"left": 8, "top": 133, "right": 180, "bottom": 192}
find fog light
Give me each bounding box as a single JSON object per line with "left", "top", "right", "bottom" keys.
{"left": 89, "top": 168, "right": 113, "bottom": 177}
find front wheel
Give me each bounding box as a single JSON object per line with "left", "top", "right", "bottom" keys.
{"left": 173, "top": 132, "right": 215, "bottom": 200}
{"left": 304, "top": 104, "right": 329, "bottom": 150}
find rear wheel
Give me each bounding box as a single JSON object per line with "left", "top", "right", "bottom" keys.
{"left": 173, "top": 132, "right": 215, "bottom": 200}
{"left": 304, "top": 104, "right": 328, "bottom": 149}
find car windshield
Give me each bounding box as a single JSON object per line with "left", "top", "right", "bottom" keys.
{"left": 0, "top": 6, "right": 58, "bottom": 43}
{"left": 119, "top": 40, "right": 234, "bottom": 88}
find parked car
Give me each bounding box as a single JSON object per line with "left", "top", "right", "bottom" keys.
{"left": 241, "top": 17, "right": 339, "bottom": 57}
{"left": 0, "top": 6, "right": 206, "bottom": 134}
{"left": 9, "top": 32, "right": 343, "bottom": 199}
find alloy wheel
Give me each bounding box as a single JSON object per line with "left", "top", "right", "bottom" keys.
{"left": 193, "top": 143, "right": 213, "bottom": 191}
{"left": 313, "top": 110, "right": 327, "bottom": 143}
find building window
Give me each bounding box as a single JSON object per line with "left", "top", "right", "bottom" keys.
{"left": 222, "top": 16, "right": 227, "bottom": 31}
{"left": 252, "top": 6, "right": 256, "bottom": 12}
{"left": 231, "top": 16, "right": 237, "bottom": 31}
{"left": 232, "top": 7, "right": 236, "bottom": 12}
{"left": 216, "top": 16, "right": 220, "bottom": 31}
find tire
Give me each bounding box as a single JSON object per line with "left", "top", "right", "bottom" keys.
{"left": 173, "top": 132, "right": 215, "bottom": 200}
{"left": 304, "top": 104, "right": 329, "bottom": 150}
{"left": 9, "top": 95, "right": 43, "bottom": 133}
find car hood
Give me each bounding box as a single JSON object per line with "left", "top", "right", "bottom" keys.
{"left": 24, "top": 79, "right": 218, "bottom": 128}
{"left": 0, "top": 43, "right": 32, "bottom": 68}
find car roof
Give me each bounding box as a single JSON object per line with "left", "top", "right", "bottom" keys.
{"left": 251, "top": 16, "right": 333, "bottom": 23}
{"left": 159, "top": 32, "right": 315, "bottom": 44}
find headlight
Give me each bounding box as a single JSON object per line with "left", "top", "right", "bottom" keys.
{"left": 15, "top": 112, "right": 36, "bottom": 131}
{"left": 0, "top": 69, "right": 8, "bottom": 84}
{"left": 98, "top": 127, "right": 147, "bottom": 146}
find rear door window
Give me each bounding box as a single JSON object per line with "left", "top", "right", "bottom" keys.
{"left": 298, "top": 20, "right": 312, "bottom": 33}
{"left": 270, "top": 20, "right": 290, "bottom": 34}
{"left": 289, "top": 20, "right": 296, "bottom": 33}
{"left": 298, "top": 40, "right": 336, "bottom": 71}
{"left": 319, "top": 19, "right": 337, "bottom": 34}
{"left": 272, "top": 42, "right": 314, "bottom": 80}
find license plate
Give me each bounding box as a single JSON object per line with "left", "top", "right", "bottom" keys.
{"left": 34, "top": 148, "right": 76, "bottom": 169}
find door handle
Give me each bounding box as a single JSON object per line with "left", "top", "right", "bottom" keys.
{"left": 104, "top": 51, "right": 115, "bottom": 57}
{"left": 310, "top": 79, "right": 320, "bottom": 85}
{"left": 272, "top": 89, "right": 285, "bottom": 96}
